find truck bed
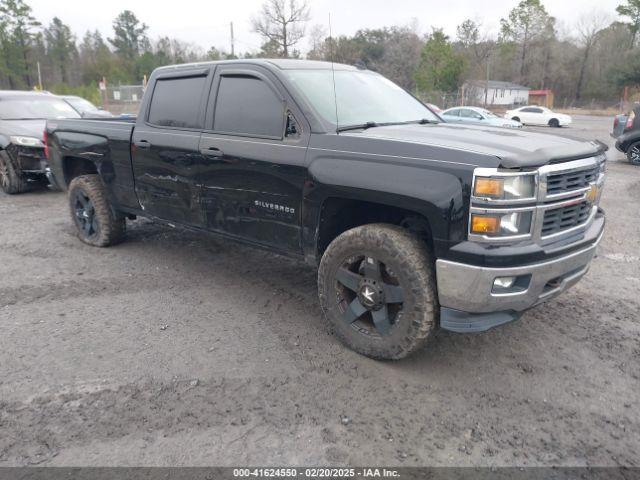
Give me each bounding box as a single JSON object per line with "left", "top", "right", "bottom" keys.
{"left": 46, "top": 118, "right": 139, "bottom": 210}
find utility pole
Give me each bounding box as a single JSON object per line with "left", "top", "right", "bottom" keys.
{"left": 484, "top": 52, "right": 491, "bottom": 108}
{"left": 230, "top": 22, "right": 235, "bottom": 57}
{"left": 37, "top": 61, "right": 43, "bottom": 91}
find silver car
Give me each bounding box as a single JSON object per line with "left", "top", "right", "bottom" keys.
{"left": 442, "top": 106, "right": 522, "bottom": 128}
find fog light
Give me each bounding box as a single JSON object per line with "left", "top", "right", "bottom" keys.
{"left": 494, "top": 276, "right": 516, "bottom": 289}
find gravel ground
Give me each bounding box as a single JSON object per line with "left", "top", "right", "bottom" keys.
{"left": 0, "top": 115, "right": 638, "bottom": 467}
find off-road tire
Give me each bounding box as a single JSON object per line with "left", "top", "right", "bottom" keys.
{"left": 548, "top": 118, "right": 560, "bottom": 128}
{"left": 318, "top": 224, "right": 438, "bottom": 360}
{"left": 68, "top": 174, "right": 126, "bottom": 247}
{"left": 0, "top": 150, "right": 28, "bottom": 194}
{"left": 627, "top": 141, "right": 640, "bottom": 165}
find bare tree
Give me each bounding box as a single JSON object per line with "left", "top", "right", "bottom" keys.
{"left": 574, "top": 10, "right": 611, "bottom": 100}
{"left": 251, "top": 0, "right": 310, "bottom": 58}
{"left": 306, "top": 24, "right": 326, "bottom": 60}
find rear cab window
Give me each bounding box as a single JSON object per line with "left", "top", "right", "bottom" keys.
{"left": 147, "top": 75, "right": 208, "bottom": 129}
{"left": 213, "top": 75, "right": 284, "bottom": 138}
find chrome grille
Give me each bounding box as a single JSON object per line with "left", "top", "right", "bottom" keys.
{"left": 541, "top": 201, "right": 592, "bottom": 237}
{"left": 546, "top": 165, "right": 599, "bottom": 196}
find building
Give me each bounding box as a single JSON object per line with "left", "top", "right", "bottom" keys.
{"left": 529, "top": 89, "right": 554, "bottom": 109}
{"left": 464, "top": 80, "right": 530, "bottom": 106}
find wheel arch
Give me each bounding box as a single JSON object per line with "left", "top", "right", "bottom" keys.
{"left": 62, "top": 155, "right": 99, "bottom": 187}
{"left": 305, "top": 157, "right": 469, "bottom": 263}
{"left": 314, "top": 196, "right": 436, "bottom": 257}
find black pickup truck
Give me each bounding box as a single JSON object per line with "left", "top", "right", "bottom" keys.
{"left": 46, "top": 59, "right": 607, "bottom": 359}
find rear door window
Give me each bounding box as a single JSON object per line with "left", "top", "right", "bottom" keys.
{"left": 213, "top": 75, "right": 284, "bottom": 138}
{"left": 148, "top": 75, "right": 207, "bottom": 129}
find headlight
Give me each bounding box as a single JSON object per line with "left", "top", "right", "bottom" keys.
{"left": 473, "top": 174, "right": 536, "bottom": 202}
{"left": 597, "top": 154, "right": 607, "bottom": 174}
{"left": 10, "top": 136, "right": 44, "bottom": 147}
{"left": 470, "top": 211, "right": 533, "bottom": 237}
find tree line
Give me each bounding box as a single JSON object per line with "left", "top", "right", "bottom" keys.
{"left": 1, "top": 0, "right": 639, "bottom": 106}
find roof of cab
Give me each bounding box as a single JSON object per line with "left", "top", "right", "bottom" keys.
{"left": 0, "top": 90, "right": 54, "bottom": 98}
{"left": 153, "top": 58, "right": 359, "bottom": 73}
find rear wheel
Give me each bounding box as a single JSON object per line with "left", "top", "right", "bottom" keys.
{"left": 318, "top": 224, "right": 438, "bottom": 360}
{"left": 68, "top": 174, "right": 126, "bottom": 247}
{"left": 0, "top": 151, "right": 28, "bottom": 194}
{"left": 548, "top": 118, "right": 560, "bottom": 128}
{"left": 627, "top": 141, "right": 640, "bottom": 165}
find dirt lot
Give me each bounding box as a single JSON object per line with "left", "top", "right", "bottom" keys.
{"left": 0, "top": 115, "right": 639, "bottom": 467}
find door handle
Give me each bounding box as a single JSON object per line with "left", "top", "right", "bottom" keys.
{"left": 200, "top": 147, "right": 224, "bottom": 158}
{"left": 134, "top": 140, "right": 151, "bottom": 149}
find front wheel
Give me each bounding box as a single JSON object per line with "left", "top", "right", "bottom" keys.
{"left": 0, "top": 151, "right": 28, "bottom": 194}
{"left": 318, "top": 224, "right": 438, "bottom": 360}
{"left": 68, "top": 174, "right": 126, "bottom": 247}
{"left": 627, "top": 141, "right": 640, "bottom": 165}
{"left": 548, "top": 118, "right": 560, "bottom": 128}
{"left": 512, "top": 116, "right": 521, "bottom": 123}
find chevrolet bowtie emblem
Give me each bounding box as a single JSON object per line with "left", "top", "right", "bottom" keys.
{"left": 586, "top": 184, "right": 598, "bottom": 203}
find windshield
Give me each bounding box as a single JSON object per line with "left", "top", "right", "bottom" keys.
{"left": 65, "top": 96, "right": 99, "bottom": 113}
{"left": 283, "top": 69, "right": 439, "bottom": 128}
{"left": 0, "top": 96, "right": 81, "bottom": 120}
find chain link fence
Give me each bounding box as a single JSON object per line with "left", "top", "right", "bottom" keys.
{"left": 100, "top": 84, "right": 145, "bottom": 115}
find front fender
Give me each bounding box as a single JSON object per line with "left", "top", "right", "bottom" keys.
{"left": 306, "top": 153, "right": 472, "bottom": 257}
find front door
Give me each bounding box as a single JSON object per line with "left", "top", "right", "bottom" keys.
{"left": 132, "top": 69, "right": 212, "bottom": 225}
{"left": 197, "top": 66, "right": 309, "bottom": 254}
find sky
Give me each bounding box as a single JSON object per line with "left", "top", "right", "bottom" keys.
{"left": 27, "top": 0, "right": 625, "bottom": 54}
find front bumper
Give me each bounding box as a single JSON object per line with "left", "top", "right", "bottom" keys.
{"left": 436, "top": 229, "right": 603, "bottom": 332}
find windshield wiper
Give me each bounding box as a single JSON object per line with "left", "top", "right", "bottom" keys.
{"left": 336, "top": 121, "right": 379, "bottom": 133}
{"left": 411, "top": 118, "right": 440, "bottom": 125}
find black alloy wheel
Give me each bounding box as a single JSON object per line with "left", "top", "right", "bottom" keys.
{"left": 72, "top": 188, "right": 100, "bottom": 240}
{"left": 335, "top": 255, "right": 405, "bottom": 336}
{"left": 628, "top": 142, "right": 640, "bottom": 165}
{"left": 0, "top": 157, "right": 9, "bottom": 191}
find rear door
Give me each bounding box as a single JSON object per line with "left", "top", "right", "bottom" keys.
{"left": 197, "top": 65, "right": 309, "bottom": 254}
{"left": 132, "top": 68, "right": 212, "bottom": 225}
{"left": 520, "top": 107, "right": 543, "bottom": 125}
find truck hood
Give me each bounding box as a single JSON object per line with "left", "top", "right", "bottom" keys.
{"left": 347, "top": 122, "right": 606, "bottom": 168}
{"left": 0, "top": 119, "right": 46, "bottom": 141}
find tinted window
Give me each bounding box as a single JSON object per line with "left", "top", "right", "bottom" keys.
{"left": 445, "top": 109, "right": 460, "bottom": 117}
{"left": 522, "top": 107, "right": 542, "bottom": 113}
{"left": 148, "top": 75, "right": 206, "bottom": 129}
{"left": 214, "top": 75, "right": 284, "bottom": 137}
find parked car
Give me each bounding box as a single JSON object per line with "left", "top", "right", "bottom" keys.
{"left": 505, "top": 106, "right": 571, "bottom": 127}
{"left": 612, "top": 104, "right": 640, "bottom": 165}
{"left": 442, "top": 106, "right": 522, "bottom": 128}
{"left": 0, "top": 90, "right": 80, "bottom": 194}
{"left": 46, "top": 60, "right": 606, "bottom": 360}
{"left": 61, "top": 95, "right": 113, "bottom": 118}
